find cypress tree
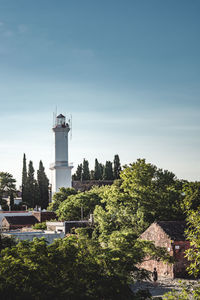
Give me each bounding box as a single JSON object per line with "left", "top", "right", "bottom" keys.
{"left": 99, "top": 163, "right": 104, "bottom": 180}
{"left": 22, "top": 154, "right": 28, "bottom": 203}
{"left": 113, "top": 154, "right": 121, "bottom": 179}
{"left": 72, "top": 164, "right": 83, "bottom": 180}
{"left": 37, "top": 161, "right": 49, "bottom": 209}
{"left": 90, "top": 170, "right": 95, "bottom": 180}
{"left": 82, "top": 159, "right": 90, "bottom": 180}
{"left": 94, "top": 159, "right": 101, "bottom": 180}
{"left": 27, "top": 161, "right": 39, "bottom": 208}
{"left": 103, "top": 161, "right": 114, "bottom": 180}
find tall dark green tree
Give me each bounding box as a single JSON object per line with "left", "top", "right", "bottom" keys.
{"left": 26, "top": 161, "right": 39, "bottom": 208}
{"left": 103, "top": 161, "right": 114, "bottom": 180}
{"left": 72, "top": 164, "right": 83, "bottom": 180}
{"left": 37, "top": 161, "right": 49, "bottom": 209}
{"left": 113, "top": 154, "right": 121, "bottom": 179}
{"left": 99, "top": 163, "right": 104, "bottom": 180}
{"left": 82, "top": 159, "right": 90, "bottom": 180}
{"left": 21, "top": 153, "right": 28, "bottom": 203}
{"left": 94, "top": 159, "right": 101, "bottom": 180}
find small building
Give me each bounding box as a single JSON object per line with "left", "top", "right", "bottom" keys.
{"left": 2, "top": 215, "right": 38, "bottom": 230}
{"left": 46, "top": 220, "right": 90, "bottom": 234}
{"left": 139, "top": 221, "right": 190, "bottom": 279}
{"left": 0, "top": 211, "right": 33, "bottom": 228}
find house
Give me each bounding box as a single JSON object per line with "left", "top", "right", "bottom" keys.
{"left": 139, "top": 221, "right": 190, "bottom": 279}
{"left": 2, "top": 215, "right": 38, "bottom": 230}
{"left": 46, "top": 220, "right": 91, "bottom": 234}
{"left": 0, "top": 211, "right": 57, "bottom": 231}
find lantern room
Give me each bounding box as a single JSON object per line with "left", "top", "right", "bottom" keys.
{"left": 56, "top": 114, "right": 66, "bottom": 128}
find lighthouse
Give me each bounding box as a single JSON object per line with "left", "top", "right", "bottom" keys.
{"left": 50, "top": 114, "right": 73, "bottom": 194}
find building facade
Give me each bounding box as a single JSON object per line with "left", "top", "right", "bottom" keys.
{"left": 139, "top": 221, "right": 190, "bottom": 279}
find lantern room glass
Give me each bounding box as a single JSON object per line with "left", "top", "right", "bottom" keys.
{"left": 56, "top": 115, "right": 66, "bottom": 127}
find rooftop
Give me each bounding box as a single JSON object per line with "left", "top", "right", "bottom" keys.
{"left": 157, "top": 221, "right": 187, "bottom": 241}
{"left": 3, "top": 215, "right": 38, "bottom": 226}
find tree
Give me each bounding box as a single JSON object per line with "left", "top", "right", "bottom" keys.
{"left": 94, "top": 159, "right": 101, "bottom": 180}
{"left": 37, "top": 161, "right": 49, "bottom": 209}
{"left": 56, "top": 187, "right": 104, "bottom": 220}
{"left": 113, "top": 154, "right": 121, "bottom": 179}
{"left": 26, "top": 161, "right": 39, "bottom": 208}
{"left": 164, "top": 185, "right": 200, "bottom": 299}
{"left": 103, "top": 161, "right": 114, "bottom": 180}
{"left": 90, "top": 170, "right": 94, "bottom": 180}
{"left": 22, "top": 153, "right": 28, "bottom": 203}
{"left": 47, "top": 187, "right": 77, "bottom": 211}
{"left": 82, "top": 159, "right": 90, "bottom": 180}
{"left": 72, "top": 164, "right": 82, "bottom": 180}
{"left": 0, "top": 231, "right": 171, "bottom": 300}
{"left": 120, "top": 159, "right": 185, "bottom": 227}
{"left": 99, "top": 163, "right": 104, "bottom": 179}
{"left": 0, "top": 172, "right": 16, "bottom": 210}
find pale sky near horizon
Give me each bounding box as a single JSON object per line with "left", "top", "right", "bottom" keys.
{"left": 0, "top": 0, "right": 200, "bottom": 187}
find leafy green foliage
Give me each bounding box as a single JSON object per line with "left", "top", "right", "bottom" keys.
{"left": 47, "top": 187, "right": 77, "bottom": 211}
{"left": 32, "top": 222, "right": 47, "bottom": 230}
{"left": 120, "top": 159, "right": 185, "bottom": 226}
{"left": 0, "top": 234, "right": 16, "bottom": 251}
{"left": 0, "top": 172, "right": 17, "bottom": 210}
{"left": 0, "top": 235, "right": 138, "bottom": 300}
{"left": 56, "top": 187, "right": 103, "bottom": 220}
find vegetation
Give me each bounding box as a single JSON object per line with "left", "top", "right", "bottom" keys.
{"left": 72, "top": 154, "right": 122, "bottom": 181}
{"left": 37, "top": 161, "right": 49, "bottom": 209}
{"left": 0, "top": 228, "right": 171, "bottom": 300}
{"left": 0, "top": 172, "right": 17, "bottom": 210}
{"left": 22, "top": 154, "right": 49, "bottom": 209}
{"left": 56, "top": 187, "right": 104, "bottom": 220}
{"left": 163, "top": 182, "right": 200, "bottom": 299}
{"left": 32, "top": 222, "right": 47, "bottom": 230}
{"left": 47, "top": 187, "right": 77, "bottom": 211}
{"left": 2, "top": 158, "right": 200, "bottom": 299}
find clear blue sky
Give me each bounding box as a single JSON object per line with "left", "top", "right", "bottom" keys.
{"left": 0, "top": 0, "right": 200, "bottom": 186}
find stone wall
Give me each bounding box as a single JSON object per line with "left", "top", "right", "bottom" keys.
{"left": 72, "top": 180, "right": 114, "bottom": 192}
{"left": 139, "top": 223, "right": 190, "bottom": 279}
{"left": 140, "top": 223, "right": 174, "bottom": 278}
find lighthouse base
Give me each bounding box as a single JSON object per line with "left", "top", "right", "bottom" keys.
{"left": 50, "top": 165, "right": 73, "bottom": 194}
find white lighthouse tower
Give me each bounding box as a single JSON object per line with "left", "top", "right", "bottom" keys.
{"left": 50, "top": 114, "right": 73, "bottom": 194}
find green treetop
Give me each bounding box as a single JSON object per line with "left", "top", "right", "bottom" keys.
{"left": 103, "top": 161, "right": 114, "bottom": 180}
{"left": 113, "top": 154, "right": 121, "bottom": 179}
{"left": 82, "top": 159, "right": 90, "bottom": 180}
{"left": 37, "top": 161, "right": 49, "bottom": 209}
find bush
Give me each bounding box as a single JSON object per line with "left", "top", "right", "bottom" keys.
{"left": 32, "top": 222, "right": 47, "bottom": 230}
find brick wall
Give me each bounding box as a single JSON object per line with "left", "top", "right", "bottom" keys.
{"left": 173, "top": 241, "right": 190, "bottom": 278}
